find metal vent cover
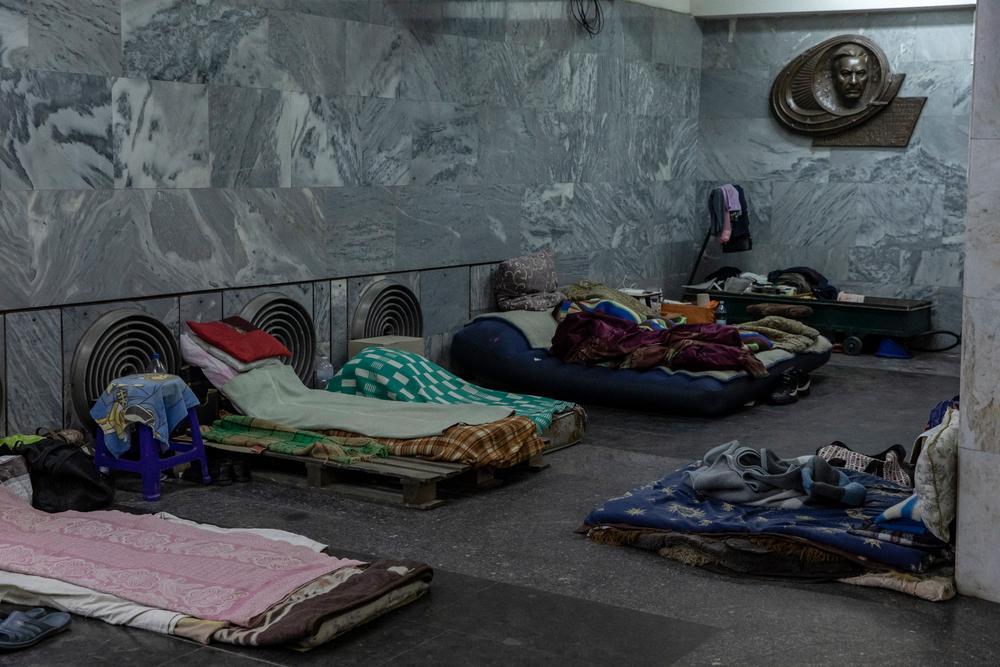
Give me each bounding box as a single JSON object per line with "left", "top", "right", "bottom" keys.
{"left": 70, "top": 309, "right": 180, "bottom": 422}
{"left": 239, "top": 293, "right": 316, "bottom": 383}
{"left": 351, "top": 279, "right": 423, "bottom": 340}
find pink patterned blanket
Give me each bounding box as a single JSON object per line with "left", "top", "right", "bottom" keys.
{"left": 0, "top": 488, "right": 361, "bottom": 625}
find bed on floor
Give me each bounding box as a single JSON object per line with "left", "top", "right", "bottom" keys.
{"left": 451, "top": 312, "right": 832, "bottom": 416}
{"left": 0, "top": 483, "right": 432, "bottom": 649}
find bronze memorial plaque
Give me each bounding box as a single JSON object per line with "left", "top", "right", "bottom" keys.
{"left": 813, "top": 97, "right": 926, "bottom": 147}
{"left": 771, "top": 34, "right": 924, "bottom": 147}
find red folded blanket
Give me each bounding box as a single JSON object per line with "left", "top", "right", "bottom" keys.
{"left": 187, "top": 317, "right": 291, "bottom": 364}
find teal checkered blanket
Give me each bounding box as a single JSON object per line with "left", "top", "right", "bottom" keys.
{"left": 326, "top": 347, "right": 575, "bottom": 432}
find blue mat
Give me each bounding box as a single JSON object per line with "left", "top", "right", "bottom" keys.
{"left": 583, "top": 465, "right": 945, "bottom": 572}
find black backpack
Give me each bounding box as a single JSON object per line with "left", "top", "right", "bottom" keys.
{"left": 18, "top": 438, "right": 115, "bottom": 513}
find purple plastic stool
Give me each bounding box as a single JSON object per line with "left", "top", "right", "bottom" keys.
{"left": 94, "top": 408, "right": 212, "bottom": 501}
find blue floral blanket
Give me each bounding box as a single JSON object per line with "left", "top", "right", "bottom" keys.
{"left": 583, "top": 464, "right": 947, "bottom": 572}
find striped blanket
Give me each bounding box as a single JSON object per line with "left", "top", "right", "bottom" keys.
{"left": 327, "top": 347, "right": 574, "bottom": 432}
{"left": 202, "top": 415, "right": 388, "bottom": 464}
{"left": 555, "top": 298, "right": 675, "bottom": 331}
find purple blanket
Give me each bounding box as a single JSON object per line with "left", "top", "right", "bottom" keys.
{"left": 551, "top": 311, "right": 767, "bottom": 377}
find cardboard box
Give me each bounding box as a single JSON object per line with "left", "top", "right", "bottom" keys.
{"left": 660, "top": 301, "right": 718, "bottom": 324}
{"left": 348, "top": 335, "right": 425, "bottom": 359}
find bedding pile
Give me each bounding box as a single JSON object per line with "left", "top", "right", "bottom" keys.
{"left": 327, "top": 346, "right": 575, "bottom": 432}
{"left": 581, "top": 431, "right": 958, "bottom": 601}
{"left": 201, "top": 415, "right": 389, "bottom": 464}
{"left": 0, "top": 488, "right": 432, "bottom": 648}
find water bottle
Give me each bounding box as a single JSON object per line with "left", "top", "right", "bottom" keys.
{"left": 146, "top": 352, "right": 167, "bottom": 374}
{"left": 716, "top": 301, "right": 728, "bottom": 325}
{"left": 315, "top": 343, "right": 336, "bottom": 388}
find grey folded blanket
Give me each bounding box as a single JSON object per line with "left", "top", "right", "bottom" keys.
{"left": 685, "top": 441, "right": 867, "bottom": 508}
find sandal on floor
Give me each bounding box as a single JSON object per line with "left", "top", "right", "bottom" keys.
{"left": 0, "top": 608, "right": 71, "bottom": 651}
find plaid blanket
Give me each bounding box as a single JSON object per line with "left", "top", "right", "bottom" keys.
{"left": 327, "top": 347, "right": 574, "bottom": 432}
{"left": 202, "top": 415, "right": 388, "bottom": 464}
{"left": 327, "top": 416, "right": 544, "bottom": 468}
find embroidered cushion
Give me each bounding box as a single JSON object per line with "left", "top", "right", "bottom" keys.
{"left": 494, "top": 248, "right": 564, "bottom": 312}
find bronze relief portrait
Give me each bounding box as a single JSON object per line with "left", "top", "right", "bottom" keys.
{"left": 771, "top": 34, "right": 924, "bottom": 146}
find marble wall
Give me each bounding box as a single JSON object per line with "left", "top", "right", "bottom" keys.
{"left": 696, "top": 10, "right": 974, "bottom": 328}
{"left": 0, "top": 1, "right": 702, "bottom": 432}
{"left": 956, "top": 0, "right": 1000, "bottom": 604}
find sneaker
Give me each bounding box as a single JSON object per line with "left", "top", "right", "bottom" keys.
{"left": 768, "top": 371, "right": 799, "bottom": 406}
{"left": 209, "top": 461, "right": 234, "bottom": 486}
{"left": 791, "top": 369, "right": 812, "bottom": 397}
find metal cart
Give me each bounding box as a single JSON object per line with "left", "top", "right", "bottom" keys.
{"left": 682, "top": 289, "right": 933, "bottom": 355}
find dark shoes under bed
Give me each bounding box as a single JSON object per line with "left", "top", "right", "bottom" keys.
{"left": 768, "top": 369, "right": 811, "bottom": 406}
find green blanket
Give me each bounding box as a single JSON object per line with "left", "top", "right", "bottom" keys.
{"left": 223, "top": 364, "right": 513, "bottom": 439}
{"left": 327, "top": 347, "right": 575, "bottom": 432}
{"left": 201, "top": 415, "right": 388, "bottom": 463}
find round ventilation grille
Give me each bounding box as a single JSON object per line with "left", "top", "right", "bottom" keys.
{"left": 71, "top": 309, "right": 180, "bottom": 422}
{"left": 240, "top": 293, "right": 316, "bottom": 383}
{"left": 351, "top": 279, "right": 423, "bottom": 340}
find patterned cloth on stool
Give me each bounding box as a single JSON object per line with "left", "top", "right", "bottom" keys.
{"left": 90, "top": 373, "right": 209, "bottom": 501}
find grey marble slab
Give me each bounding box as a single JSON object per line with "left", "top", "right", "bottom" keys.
{"left": 355, "top": 96, "right": 412, "bottom": 186}
{"left": 268, "top": 10, "right": 346, "bottom": 96}
{"left": 854, "top": 182, "right": 944, "bottom": 248}
{"left": 767, "top": 181, "right": 864, "bottom": 249}
{"left": 409, "top": 101, "right": 481, "bottom": 186}
{"left": 420, "top": 266, "right": 471, "bottom": 337}
{"left": 911, "top": 9, "right": 975, "bottom": 62}
{"left": 6, "top": 309, "right": 62, "bottom": 432}
{"left": 964, "top": 139, "right": 1000, "bottom": 300}
{"left": 312, "top": 279, "right": 332, "bottom": 358}
{"left": 627, "top": 61, "right": 699, "bottom": 118}
{"left": 649, "top": 178, "right": 698, "bottom": 244}
{"left": 848, "top": 246, "right": 918, "bottom": 285}
{"left": 699, "top": 67, "right": 773, "bottom": 119}
{"left": 899, "top": 59, "right": 974, "bottom": 117}
{"left": 29, "top": 0, "right": 122, "bottom": 76}
{"left": 620, "top": 2, "right": 654, "bottom": 62}
{"left": 320, "top": 186, "right": 397, "bottom": 276}
{"left": 0, "top": 1, "right": 28, "bottom": 69}
{"left": 210, "top": 86, "right": 289, "bottom": 188}
{"left": 374, "top": 0, "right": 507, "bottom": 43}
{"left": 343, "top": 21, "right": 405, "bottom": 99}
{"left": 0, "top": 69, "right": 112, "bottom": 190}
{"left": 912, "top": 248, "right": 963, "bottom": 289}
{"left": 113, "top": 78, "right": 210, "bottom": 189}
{"left": 61, "top": 296, "right": 180, "bottom": 427}
{"left": 228, "top": 188, "right": 328, "bottom": 286}
{"left": 288, "top": 92, "right": 362, "bottom": 187}
{"left": 828, "top": 114, "right": 969, "bottom": 186}
{"left": 347, "top": 270, "right": 420, "bottom": 338}
{"left": 0, "top": 313, "right": 4, "bottom": 433}
{"left": 626, "top": 115, "right": 697, "bottom": 182}
{"left": 505, "top": 0, "right": 622, "bottom": 57}
{"left": 698, "top": 117, "right": 830, "bottom": 183}
{"left": 223, "top": 283, "right": 313, "bottom": 322}
{"left": 470, "top": 263, "right": 498, "bottom": 316}
{"left": 972, "top": 0, "right": 1000, "bottom": 139}
{"left": 329, "top": 278, "right": 348, "bottom": 367}
{"left": 554, "top": 252, "right": 592, "bottom": 284}
{"left": 123, "top": 1, "right": 269, "bottom": 86}
{"left": 393, "top": 184, "right": 523, "bottom": 271}
{"left": 652, "top": 9, "right": 702, "bottom": 69}
{"left": 179, "top": 292, "right": 223, "bottom": 330}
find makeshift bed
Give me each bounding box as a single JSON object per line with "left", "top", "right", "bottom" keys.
{"left": 451, "top": 311, "right": 832, "bottom": 416}
{"left": 580, "top": 463, "right": 954, "bottom": 601}
{"left": 0, "top": 486, "right": 431, "bottom": 649}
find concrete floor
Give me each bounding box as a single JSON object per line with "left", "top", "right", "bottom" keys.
{"left": 5, "top": 350, "right": 996, "bottom": 666}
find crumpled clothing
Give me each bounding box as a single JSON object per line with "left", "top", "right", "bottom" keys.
{"left": 555, "top": 298, "right": 672, "bottom": 331}
{"left": 90, "top": 374, "right": 200, "bottom": 458}
{"left": 551, "top": 311, "right": 767, "bottom": 377}
{"left": 736, "top": 316, "right": 819, "bottom": 353}
{"left": 562, "top": 280, "right": 660, "bottom": 320}
{"left": 685, "top": 441, "right": 867, "bottom": 508}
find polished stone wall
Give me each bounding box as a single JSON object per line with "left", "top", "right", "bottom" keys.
{"left": 956, "top": 0, "right": 1000, "bottom": 604}
{"left": 696, "top": 10, "right": 973, "bottom": 328}
{"left": 0, "top": 0, "right": 702, "bottom": 432}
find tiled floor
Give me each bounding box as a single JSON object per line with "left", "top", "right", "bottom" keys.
{"left": 5, "top": 351, "right": 998, "bottom": 666}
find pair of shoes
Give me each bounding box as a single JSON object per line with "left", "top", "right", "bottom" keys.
{"left": 768, "top": 370, "right": 812, "bottom": 405}
{"left": 0, "top": 608, "right": 71, "bottom": 651}
{"left": 207, "top": 459, "right": 251, "bottom": 486}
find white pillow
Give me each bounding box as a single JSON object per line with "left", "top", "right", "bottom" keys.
{"left": 913, "top": 407, "right": 959, "bottom": 542}
{"left": 186, "top": 330, "right": 285, "bottom": 372}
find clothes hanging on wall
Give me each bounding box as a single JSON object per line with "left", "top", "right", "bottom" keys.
{"left": 708, "top": 184, "right": 753, "bottom": 253}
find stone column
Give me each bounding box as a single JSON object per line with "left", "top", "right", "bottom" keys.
{"left": 957, "top": 0, "right": 1000, "bottom": 602}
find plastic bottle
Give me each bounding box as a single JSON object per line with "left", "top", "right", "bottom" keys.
{"left": 315, "top": 343, "right": 336, "bottom": 388}
{"left": 715, "top": 301, "right": 728, "bottom": 325}
{"left": 147, "top": 352, "right": 167, "bottom": 374}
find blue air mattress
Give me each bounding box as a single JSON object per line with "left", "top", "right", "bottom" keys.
{"left": 451, "top": 318, "right": 831, "bottom": 417}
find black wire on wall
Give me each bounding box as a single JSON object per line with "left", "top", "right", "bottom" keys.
{"left": 571, "top": 0, "right": 605, "bottom": 36}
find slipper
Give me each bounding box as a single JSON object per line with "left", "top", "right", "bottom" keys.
{"left": 0, "top": 608, "right": 71, "bottom": 651}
